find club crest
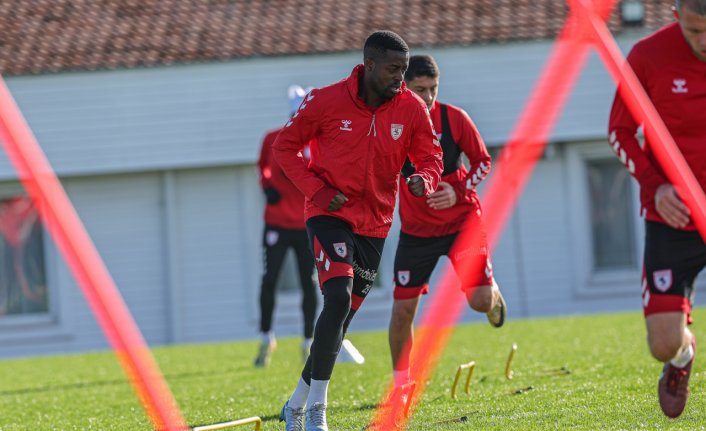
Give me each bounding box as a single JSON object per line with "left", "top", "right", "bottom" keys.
{"left": 398, "top": 270, "right": 410, "bottom": 286}
{"left": 265, "top": 230, "right": 279, "bottom": 246}
{"left": 333, "top": 242, "right": 348, "bottom": 258}
{"left": 391, "top": 124, "right": 404, "bottom": 140}
{"left": 653, "top": 269, "right": 672, "bottom": 292}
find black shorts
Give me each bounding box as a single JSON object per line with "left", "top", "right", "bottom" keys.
{"left": 263, "top": 225, "right": 310, "bottom": 258}
{"left": 306, "top": 215, "right": 386, "bottom": 311}
{"left": 642, "top": 220, "right": 705, "bottom": 321}
{"left": 393, "top": 231, "right": 493, "bottom": 300}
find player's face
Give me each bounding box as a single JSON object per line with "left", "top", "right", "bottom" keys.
{"left": 406, "top": 75, "right": 439, "bottom": 110}
{"left": 675, "top": 5, "right": 706, "bottom": 62}
{"left": 369, "top": 51, "right": 409, "bottom": 101}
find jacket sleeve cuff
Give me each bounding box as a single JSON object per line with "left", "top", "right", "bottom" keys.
{"left": 638, "top": 168, "right": 668, "bottom": 192}
{"left": 452, "top": 181, "right": 468, "bottom": 203}
{"left": 312, "top": 187, "right": 339, "bottom": 209}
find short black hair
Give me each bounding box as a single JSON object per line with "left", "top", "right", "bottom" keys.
{"left": 363, "top": 31, "right": 409, "bottom": 61}
{"left": 677, "top": 0, "right": 706, "bottom": 15}
{"left": 405, "top": 55, "right": 440, "bottom": 82}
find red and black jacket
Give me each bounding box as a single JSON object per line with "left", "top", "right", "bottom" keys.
{"left": 608, "top": 23, "right": 706, "bottom": 229}
{"left": 399, "top": 100, "right": 491, "bottom": 237}
{"left": 273, "top": 65, "right": 443, "bottom": 238}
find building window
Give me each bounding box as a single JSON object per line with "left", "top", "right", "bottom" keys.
{"left": 0, "top": 197, "right": 48, "bottom": 316}
{"left": 586, "top": 159, "right": 636, "bottom": 270}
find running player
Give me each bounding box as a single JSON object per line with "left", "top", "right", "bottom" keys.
{"left": 388, "top": 55, "right": 507, "bottom": 393}
{"left": 253, "top": 86, "right": 317, "bottom": 367}
{"left": 607, "top": 0, "right": 706, "bottom": 418}
{"left": 273, "top": 31, "right": 443, "bottom": 431}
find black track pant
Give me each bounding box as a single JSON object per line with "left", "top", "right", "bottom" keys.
{"left": 301, "top": 216, "right": 385, "bottom": 382}
{"left": 259, "top": 226, "right": 317, "bottom": 338}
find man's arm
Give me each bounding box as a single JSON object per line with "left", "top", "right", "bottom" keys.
{"left": 607, "top": 50, "right": 667, "bottom": 197}
{"left": 608, "top": 49, "right": 690, "bottom": 228}
{"left": 455, "top": 109, "right": 491, "bottom": 202}
{"left": 406, "top": 104, "right": 443, "bottom": 197}
{"left": 257, "top": 131, "right": 281, "bottom": 204}
{"left": 272, "top": 90, "right": 342, "bottom": 210}
{"left": 257, "top": 132, "right": 274, "bottom": 190}
{"left": 426, "top": 109, "right": 490, "bottom": 210}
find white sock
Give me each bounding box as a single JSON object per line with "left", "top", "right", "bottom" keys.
{"left": 261, "top": 331, "right": 275, "bottom": 345}
{"left": 307, "top": 379, "right": 329, "bottom": 406}
{"left": 288, "top": 377, "right": 310, "bottom": 410}
{"left": 393, "top": 369, "right": 410, "bottom": 387}
{"left": 670, "top": 344, "right": 694, "bottom": 368}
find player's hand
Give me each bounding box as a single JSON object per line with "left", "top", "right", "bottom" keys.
{"left": 426, "top": 182, "right": 457, "bottom": 210}
{"left": 406, "top": 175, "right": 425, "bottom": 197}
{"left": 327, "top": 192, "right": 349, "bottom": 211}
{"left": 655, "top": 183, "right": 690, "bottom": 228}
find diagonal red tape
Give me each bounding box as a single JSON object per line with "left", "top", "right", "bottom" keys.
{"left": 0, "top": 78, "right": 188, "bottom": 430}
{"left": 371, "top": 1, "right": 617, "bottom": 429}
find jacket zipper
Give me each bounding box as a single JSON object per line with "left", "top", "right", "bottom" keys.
{"left": 367, "top": 113, "right": 377, "bottom": 136}
{"left": 361, "top": 113, "right": 377, "bottom": 209}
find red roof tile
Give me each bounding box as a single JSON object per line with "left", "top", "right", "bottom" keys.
{"left": 0, "top": 0, "right": 675, "bottom": 76}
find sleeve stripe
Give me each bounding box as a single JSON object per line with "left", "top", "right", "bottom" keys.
{"left": 609, "top": 130, "right": 636, "bottom": 175}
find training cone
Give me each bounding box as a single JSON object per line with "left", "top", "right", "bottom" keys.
{"left": 337, "top": 339, "right": 365, "bottom": 364}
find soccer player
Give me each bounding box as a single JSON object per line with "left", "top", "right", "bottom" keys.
{"left": 273, "top": 31, "right": 443, "bottom": 431}
{"left": 607, "top": 0, "right": 706, "bottom": 418}
{"left": 388, "top": 55, "right": 507, "bottom": 393}
{"left": 253, "top": 85, "right": 317, "bottom": 367}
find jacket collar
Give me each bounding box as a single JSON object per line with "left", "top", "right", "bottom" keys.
{"left": 346, "top": 64, "right": 407, "bottom": 111}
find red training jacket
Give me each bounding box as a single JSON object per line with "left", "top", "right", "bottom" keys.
{"left": 608, "top": 23, "right": 706, "bottom": 229}
{"left": 273, "top": 65, "right": 443, "bottom": 238}
{"left": 399, "top": 100, "right": 491, "bottom": 237}
{"left": 257, "top": 127, "right": 308, "bottom": 230}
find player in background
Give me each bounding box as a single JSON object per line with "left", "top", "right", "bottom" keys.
{"left": 253, "top": 86, "right": 317, "bottom": 367}
{"left": 273, "top": 31, "right": 443, "bottom": 431}
{"left": 388, "top": 55, "right": 507, "bottom": 394}
{"left": 607, "top": 0, "right": 706, "bottom": 418}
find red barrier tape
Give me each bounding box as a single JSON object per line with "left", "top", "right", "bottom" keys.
{"left": 0, "top": 78, "right": 187, "bottom": 430}
{"left": 372, "top": 1, "right": 617, "bottom": 429}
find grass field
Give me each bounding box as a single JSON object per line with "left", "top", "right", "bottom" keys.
{"left": 0, "top": 308, "right": 704, "bottom": 430}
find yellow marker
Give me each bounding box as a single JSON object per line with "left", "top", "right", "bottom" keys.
{"left": 451, "top": 361, "right": 476, "bottom": 399}
{"left": 506, "top": 343, "right": 518, "bottom": 380}
{"left": 192, "top": 416, "right": 262, "bottom": 431}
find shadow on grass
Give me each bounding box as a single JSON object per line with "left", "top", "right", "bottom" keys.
{"left": 0, "top": 368, "right": 241, "bottom": 397}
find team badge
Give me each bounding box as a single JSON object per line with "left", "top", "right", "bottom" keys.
{"left": 333, "top": 242, "right": 347, "bottom": 258}
{"left": 398, "top": 270, "right": 410, "bottom": 286}
{"left": 653, "top": 269, "right": 672, "bottom": 292}
{"left": 265, "top": 230, "right": 279, "bottom": 246}
{"left": 391, "top": 124, "right": 404, "bottom": 140}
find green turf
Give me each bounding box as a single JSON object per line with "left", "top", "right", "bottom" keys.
{"left": 0, "top": 308, "right": 704, "bottom": 430}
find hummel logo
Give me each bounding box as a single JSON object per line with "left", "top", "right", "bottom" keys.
{"left": 672, "top": 78, "right": 688, "bottom": 94}
{"left": 316, "top": 250, "right": 330, "bottom": 271}
{"left": 307, "top": 92, "right": 315, "bottom": 102}
{"left": 340, "top": 120, "right": 353, "bottom": 131}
